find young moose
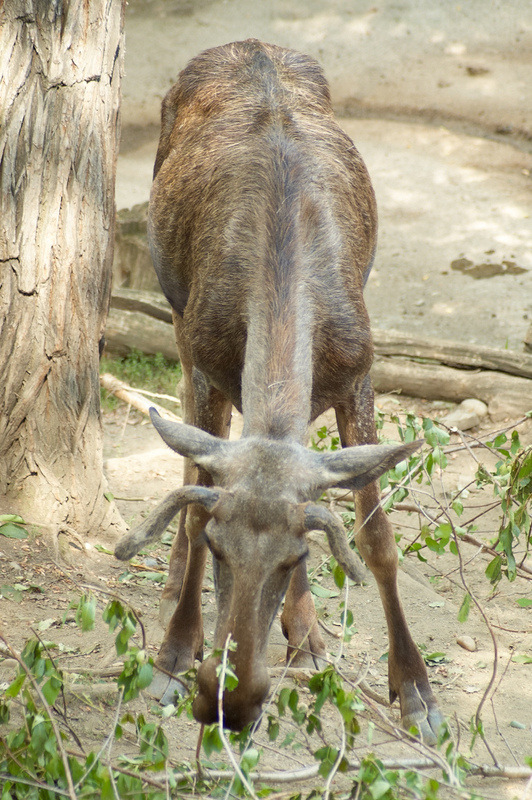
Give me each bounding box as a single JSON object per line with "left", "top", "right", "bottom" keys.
{"left": 115, "top": 39, "right": 443, "bottom": 743}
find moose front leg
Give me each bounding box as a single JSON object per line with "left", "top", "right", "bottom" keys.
{"left": 336, "top": 377, "right": 443, "bottom": 744}
{"left": 151, "top": 507, "right": 211, "bottom": 704}
{"left": 159, "top": 457, "right": 195, "bottom": 629}
{"left": 159, "top": 312, "right": 197, "bottom": 629}
{"left": 152, "top": 315, "right": 233, "bottom": 702}
{"left": 280, "top": 559, "right": 327, "bottom": 669}
{"left": 159, "top": 314, "right": 232, "bottom": 629}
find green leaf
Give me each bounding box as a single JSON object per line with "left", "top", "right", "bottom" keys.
{"left": 202, "top": 724, "right": 223, "bottom": 757}
{"left": 492, "top": 432, "right": 507, "bottom": 448}
{"left": 136, "top": 661, "right": 153, "bottom": 690}
{"left": 422, "top": 650, "right": 447, "bottom": 666}
{"left": 314, "top": 745, "right": 339, "bottom": 777}
{"left": 332, "top": 562, "right": 345, "bottom": 589}
{"left": 485, "top": 555, "right": 502, "bottom": 585}
{"left": 517, "top": 452, "right": 532, "bottom": 481}
{"left": 76, "top": 593, "right": 96, "bottom": 632}
{"left": 216, "top": 661, "right": 239, "bottom": 692}
{"left": 277, "top": 686, "right": 291, "bottom": 715}
{"left": 512, "top": 653, "right": 532, "bottom": 664}
{"left": 240, "top": 747, "right": 260, "bottom": 773}
{"left": 422, "top": 418, "right": 450, "bottom": 447}
{"left": 95, "top": 543, "right": 114, "bottom": 554}
{"left": 517, "top": 598, "right": 532, "bottom": 608}
{"left": 5, "top": 673, "right": 26, "bottom": 698}
{"left": 41, "top": 675, "right": 62, "bottom": 706}
{"left": 267, "top": 717, "right": 279, "bottom": 741}
{"left": 0, "top": 522, "right": 28, "bottom": 539}
{"left": 1, "top": 584, "right": 24, "bottom": 602}
{"left": 310, "top": 584, "right": 339, "bottom": 598}
{"left": 451, "top": 499, "right": 464, "bottom": 516}
{"left": 368, "top": 778, "right": 393, "bottom": 799}
{"left": 458, "top": 593, "right": 471, "bottom": 623}
{"left": 137, "top": 571, "right": 165, "bottom": 583}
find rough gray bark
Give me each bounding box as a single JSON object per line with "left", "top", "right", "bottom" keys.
{"left": 0, "top": 0, "right": 126, "bottom": 539}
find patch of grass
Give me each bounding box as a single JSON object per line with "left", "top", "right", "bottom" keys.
{"left": 100, "top": 349, "right": 182, "bottom": 411}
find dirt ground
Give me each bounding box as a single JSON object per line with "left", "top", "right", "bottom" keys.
{"left": 1, "top": 402, "right": 531, "bottom": 798}
{"left": 1, "top": 2, "right": 532, "bottom": 798}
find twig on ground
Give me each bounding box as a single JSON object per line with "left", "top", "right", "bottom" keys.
{"left": 122, "top": 385, "right": 181, "bottom": 406}
{"left": 323, "top": 706, "right": 347, "bottom": 800}
{"left": 0, "top": 633, "right": 78, "bottom": 800}
{"left": 216, "top": 634, "right": 259, "bottom": 800}
{"left": 79, "top": 581, "right": 148, "bottom": 651}
{"left": 417, "top": 454, "right": 501, "bottom": 768}
{"left": 29, "top": 626, "right": 84, "bottom": 752}
{"left": 72, "top": 688, "right": 124, "bottom": 793}
{"left": 100, "top": 373, "right": 181, "bottom": 422}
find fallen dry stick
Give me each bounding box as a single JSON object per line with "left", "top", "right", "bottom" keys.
{"left": 99, "top": 373, "right": 181, "bottom": 423}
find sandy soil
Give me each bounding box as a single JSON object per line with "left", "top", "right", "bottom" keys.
{"left": 1, "top": 402, "right": 531, "bottom": 798}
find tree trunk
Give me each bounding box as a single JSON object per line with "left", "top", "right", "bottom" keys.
{"left": 0, "top": 0, "right": 126, "bottom": 540}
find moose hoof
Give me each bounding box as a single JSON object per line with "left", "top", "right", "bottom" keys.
{"left": 285, "top": 641, "right": 328, "bottom": 671}
{"left": 400, "top": 681, "right": 445, "bottom": 746}
{"left": 147, "top": 667, "right": 188, "bottom": 706}
{"left": 403, "top": 705, "right": 445, "bottom": 746}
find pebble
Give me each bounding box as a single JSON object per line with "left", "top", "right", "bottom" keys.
{"left": 444, "top": 398, "right": 488, "bottom": 431}
{"left": 0, "top": 658, "right": 19, "bottom": 676}
{"left": 457, "top": 635, "right": 477, "bottom": 652}
{"left": 461, "top": 398, "right": 488, "bottom": 418}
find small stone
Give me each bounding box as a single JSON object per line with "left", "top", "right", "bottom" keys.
{"left": 0, "top": 658, "right": 19, "bottom": 674}
{"left": 444, "top": 407, "right": 480, "bottom": 431}
{"left": 457, "top": 635, "right": 477, "bottom": 652}
{"left": 444, "top": 398, "right": 487, "bottom": 431}
{"left": 461, "top": 398, "right": 488, "bottom": 418}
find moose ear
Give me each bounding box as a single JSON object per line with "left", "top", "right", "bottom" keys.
{"left": 315, "top": 440, "right": 422, "bottom": 492}
{"left": 149, "top": 408, "right": 233, "bottom": 474}
{"left": 301, "top": 503, "right": 366, "bottom": 583}
{"left": 115, "top": 485, "right": 222, "bottom": 560}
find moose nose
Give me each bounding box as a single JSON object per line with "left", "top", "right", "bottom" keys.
{"left": 193, "top": 657, "right": 270, "bottom": 731}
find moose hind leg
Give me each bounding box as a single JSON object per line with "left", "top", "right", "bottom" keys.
{"left": 159, "top": 463, "right": 193, "bottom": 629}
{"left": 335, "top": 377, "right": 443, "bottom": 744}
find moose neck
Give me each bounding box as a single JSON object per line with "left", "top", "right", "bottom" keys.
{"left": 239, "top": 137, "right": 321, "bottom": 443}
{"left": 241, "top": 245, "right": 314, "bottom": 443}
